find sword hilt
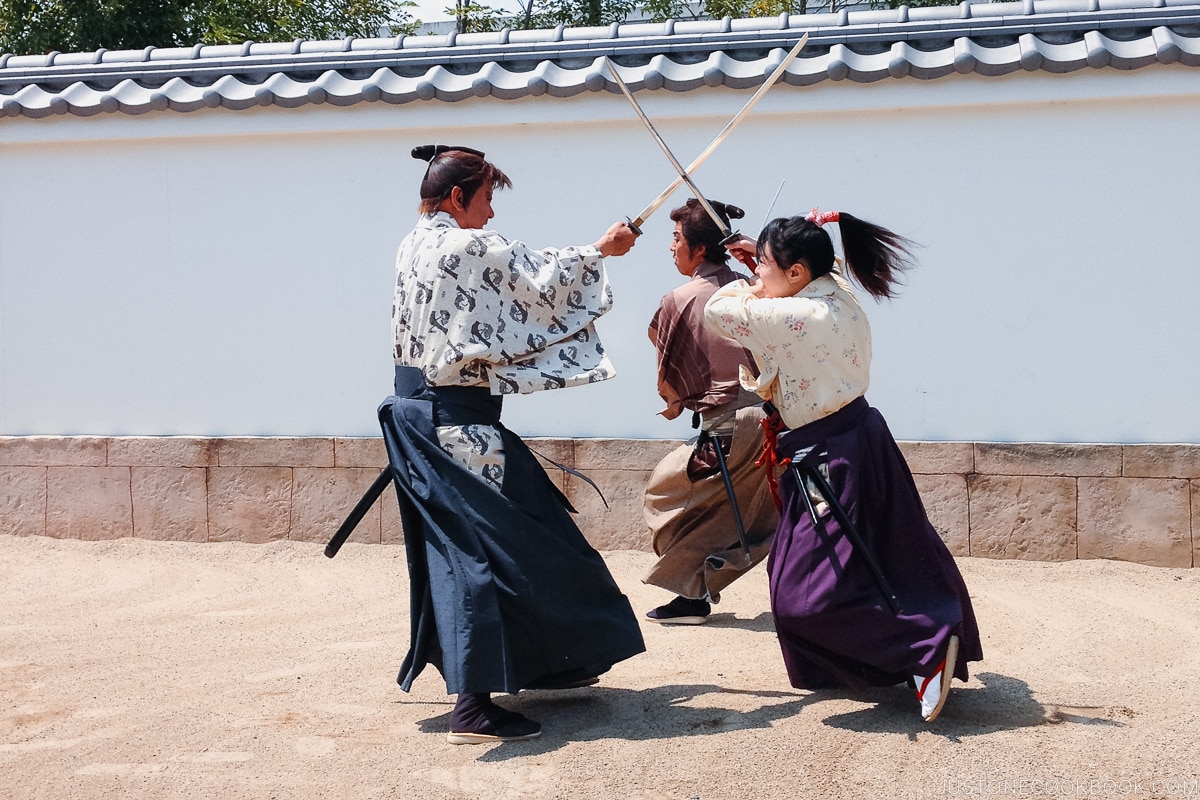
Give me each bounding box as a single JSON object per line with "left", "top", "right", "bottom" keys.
{"left": 721, "top": 230, "right": 756, "bottom": 270}
{"left": 625, "top": 217, "right": 643, "bottom": 236}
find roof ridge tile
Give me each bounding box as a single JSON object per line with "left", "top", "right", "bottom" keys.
{"left": 2, "top": 2, "right": 1198, "bottom": 119}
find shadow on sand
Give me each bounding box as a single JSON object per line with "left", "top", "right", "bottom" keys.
{"left": 819, "top": 672, "right": 1128, "bottom": 743}
{"left": 412, "top": 670, "right": 1129, "bottom": 757}
{"left": 700, "top": 611, "right": 776, "bottom": 633}
{"left": 414, "top": 683, "right": 811, "bottom": 759}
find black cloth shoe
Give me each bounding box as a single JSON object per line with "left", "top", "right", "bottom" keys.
{"left": 447, "top": 693, "right": 542, "bottom": 745}
{"left": 645, "top": 596, "right": 711, "bottom": 625}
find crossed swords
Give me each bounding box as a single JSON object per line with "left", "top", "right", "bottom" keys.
{"left": 607, "top": 34, "right": 807, "bottom": 564}
{"left": 608, "top": 33, "right": 808, "bottom": 243}
{"left": 329, "top": 36, "right": 810, "bottom": 567}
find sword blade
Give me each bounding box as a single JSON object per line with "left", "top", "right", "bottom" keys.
{"left": 606, "top": 60, "right": 734, "bottom": 239}
{"left": 629, "top": 33, "right": 808, "bottom": 228}
{"left": 759, "top": 179, "right": 786, "bottom": 234}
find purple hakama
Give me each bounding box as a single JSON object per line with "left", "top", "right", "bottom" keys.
{"left": 768, "top": 396, "right": 982, "bottom": 690}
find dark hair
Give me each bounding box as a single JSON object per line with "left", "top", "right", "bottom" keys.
{"left": 756, "top": 213, "right": 916, "bottom": 299}
{"left": 415, "top": 147, "right": 512, "bottom": 214}
{"left": 669, "top": 197, "right": 745, "bottom": 265}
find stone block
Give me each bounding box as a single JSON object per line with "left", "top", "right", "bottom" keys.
{"left": 1121, "top": 444, "right": 1200, "bottom": 479}
{"left": 108, "top": 437, "right": 217, "bottom": 467}
{"left": 292, "top": 468, "right": 382, "bottom": 545}
{"left": 526, "top": 438, "right": 576, "bottom": 493}
{"left": 0, "top": 436, "right": 107, "bottom": 467}
{"left": 524, "top": 438, "right": 575, "bottom": 466}
{"left": 1193, "top": 482, "right": 1199, "bottom": 569}
{"left": 216, "top": 437, "right": 334, "bottom": 468}
{"left": 898, "top": 441, "right": 973, "bottom": 475}
{"left": 967, "top": 475, "right": 1077, "bottom": 561}
{"left": 975, "top": 443, "right": 1120, "bottom": 478}
{"left": 130, "top": 467, "right": 209, "bottom": 542}
{"left": 46, "top": 466, "right": 133, "bottom": 540}
{"left": 333, "top": 438, "right": 388, "bottom": 468}
{"left": 566, "top": 468, "right": 655, "bottom": 552}
{"left": 913, "top": 473, "right": 969, "bottom": 556}
{"left": 381, "top": 484, "right": 405, "bottom": 546}
{"left": 0, "top": 467, "right": 47, "bottom": 536}
{"left": 574, "top": 438, "right": 683, "bottom": 472}
{"left": 1078, "top": 477, "right": 1191, "bottom": 568}
{"left": 208, "top": 467, "right": 292, "bottom": 543}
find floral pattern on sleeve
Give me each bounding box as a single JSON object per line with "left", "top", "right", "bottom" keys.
{"left": 703, "top": 274, "right": 873, "bottom": 429}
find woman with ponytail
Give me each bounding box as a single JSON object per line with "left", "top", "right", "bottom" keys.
{"left": 705, "top": 210, "right": 982, "bottom": 722}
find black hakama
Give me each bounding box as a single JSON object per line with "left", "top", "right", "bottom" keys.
{"left": 382, "top": 367, "right": 645, "bottom": 695}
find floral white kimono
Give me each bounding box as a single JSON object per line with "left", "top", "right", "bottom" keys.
{"left": 704, "top": 272, "right": 872, "bottom": 430}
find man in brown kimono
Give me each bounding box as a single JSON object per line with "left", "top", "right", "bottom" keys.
{"left": 642, "top": 198, "right": 779, "bottom": 624}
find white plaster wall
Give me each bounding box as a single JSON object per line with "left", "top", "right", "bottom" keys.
{"left": 1, "top": 65, "right": 1197, "bottom": 442}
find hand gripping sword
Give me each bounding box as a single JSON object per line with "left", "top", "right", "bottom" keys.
{"left": 615, "top": 33, "right": 809, "bottom": 234}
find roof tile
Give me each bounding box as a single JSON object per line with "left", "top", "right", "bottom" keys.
{"left": 1, "top": 0, "right": 1197, "bottom": 119}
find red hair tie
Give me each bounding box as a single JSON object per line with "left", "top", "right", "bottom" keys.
{"left": 807, "top": 208, "right": 840, "bottom": 226}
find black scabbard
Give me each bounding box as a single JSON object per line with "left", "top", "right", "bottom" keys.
{"left": 325, "top": 467, "right": 392, "bottom": 559}
{"left": 702, "top": 429, "right": 752, "bottom": 565}
{"left": 791, "top": 458, "right": 901, "bottom": 614}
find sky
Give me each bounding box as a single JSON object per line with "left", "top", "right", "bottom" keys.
{"left": 408, "top": 0, "right": 452, "bottom": 22}
{"left": 409, "top": 0, "right": 522, "bottom": 24}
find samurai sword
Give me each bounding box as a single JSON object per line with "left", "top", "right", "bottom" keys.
{"left": 606, "top": 59, "right": 739, "bottom": 245}
{"left": 325, "top": 467, "right": 391, "bottom": 558}
{"left": 699, "top": 429, "right": 753, "bottom": 565}
{"left": 619, "top": 33, "right": 809, "bottom": 233}
{"left": 790, "top": 448, "right": 901, "bottom": 613}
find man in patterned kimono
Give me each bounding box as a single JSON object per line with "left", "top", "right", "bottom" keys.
{"left": 386, "top": 144, "right": 645, "bottom": 744}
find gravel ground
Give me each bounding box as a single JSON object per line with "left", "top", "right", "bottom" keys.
{"left": 2, "top": 536, "right": 1199, "bottom": 800}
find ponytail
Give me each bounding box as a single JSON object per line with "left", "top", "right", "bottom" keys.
{"left": 758, "top": 210, "right": 916, "bottom": 299}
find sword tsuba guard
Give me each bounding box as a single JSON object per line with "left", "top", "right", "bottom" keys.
{"left": 625, "top": 217, "right": 643, "bottom": 236}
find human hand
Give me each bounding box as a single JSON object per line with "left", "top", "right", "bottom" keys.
{"left": 595, "top": 221, "right": 640, "bottom": 257}
{"left": 724, "top": 235, "right": 757, "bottom": 270}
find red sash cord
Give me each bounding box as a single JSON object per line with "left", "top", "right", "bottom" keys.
{"left": 756, "top": 405, "right": 791, "bottom": 512}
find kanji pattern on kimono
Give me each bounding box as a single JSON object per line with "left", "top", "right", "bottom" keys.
{"left": 392, "top": 211, "right": 616, "bottom": 395}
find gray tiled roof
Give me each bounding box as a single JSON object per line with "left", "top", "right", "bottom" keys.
{"left": 2, "top": 0, "right": 1198, "bottom": 119}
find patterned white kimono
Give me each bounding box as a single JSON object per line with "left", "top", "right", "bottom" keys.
{"left": 392, "top": 211, "right": 617, "bottom": 488}
{"left": 393, "top": 211, "right": 616, "bottom": 394}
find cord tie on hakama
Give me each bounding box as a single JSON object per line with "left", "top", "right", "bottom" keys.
{"left": 755, "top": 402, "right": 791, "bottom": 511}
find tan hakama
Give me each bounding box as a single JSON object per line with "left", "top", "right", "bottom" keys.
{"left": 643, "top": 405, "right": 778, "bottom": 603}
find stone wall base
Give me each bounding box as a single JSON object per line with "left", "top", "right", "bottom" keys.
{"left": 2, "top": 437, "right": 1196, "bottom": 567}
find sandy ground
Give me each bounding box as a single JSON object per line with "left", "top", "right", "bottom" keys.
{"left": 3, "top": 536, "right": 1200, "bottom": 800}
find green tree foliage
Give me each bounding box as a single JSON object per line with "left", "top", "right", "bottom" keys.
{"left": 449, "top": 0, "right": 635, "bottom": 33}
{"left": 0, "top": 0, "right": 415, "bottom": 54}
{"left": 451, "top": 0, "right": 957, "bottom": 33}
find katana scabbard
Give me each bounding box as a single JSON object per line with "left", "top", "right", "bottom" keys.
{"left": 325, "top": 467, "right": 392, "bottom": 559}
{"left": 791, "top": 456, "right": 901, "bottom": 614}
{"left": 702, "top": 429, "right": 752, "bottom": 565}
